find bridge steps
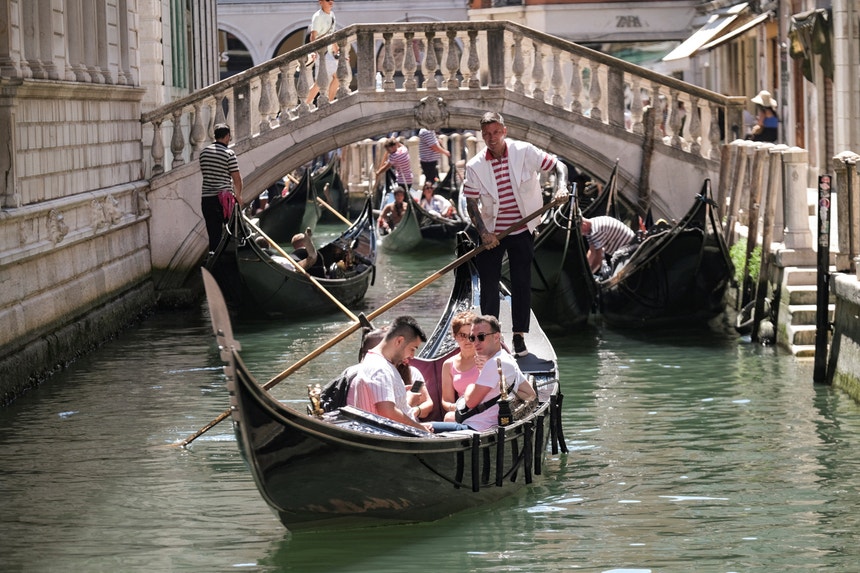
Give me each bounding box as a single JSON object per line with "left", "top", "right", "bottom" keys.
{"left": 778, "top": 267, "right": 836, "bottom": 358}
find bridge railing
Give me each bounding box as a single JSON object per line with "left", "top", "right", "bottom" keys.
{"left": 140, "top": 20, "right": 741, "bottom": 179}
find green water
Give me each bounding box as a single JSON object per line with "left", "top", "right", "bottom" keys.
{"left": 2, "top": 224, "right": 859, "bottom": 572}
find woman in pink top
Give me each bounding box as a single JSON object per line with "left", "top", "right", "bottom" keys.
{"left": 440, "top": 311, "right": 480, "bottom": 423}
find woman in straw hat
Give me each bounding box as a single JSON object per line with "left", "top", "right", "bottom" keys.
{"left": 749, "top": 90, "right": 779, "bottom": 142}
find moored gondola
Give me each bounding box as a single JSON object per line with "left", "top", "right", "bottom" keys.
{"left": 507, "top": 192, "right": 597, "bottom": 330}
{"left": 208, "top": 198, "right": 377, "bottom": 318}
{"left": 597, "top": 180, "right": 734, "bottom": 328}
{"left": 257, "top": 169, "right": 320, "bottom": 244}
{"left": 200, "top": 234, "right": 566, "bottom": 531}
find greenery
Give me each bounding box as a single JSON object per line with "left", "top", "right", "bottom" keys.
{"left": 730, "top": 238, "right": 761, "bottom": 284}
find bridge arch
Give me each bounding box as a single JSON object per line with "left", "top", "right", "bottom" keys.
{"left": 143, "top": 21, "right": 738, "bottom": 293}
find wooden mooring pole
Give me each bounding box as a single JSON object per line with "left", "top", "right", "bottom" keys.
{"left": 814, "top": 174, "right": 833, "bottom": 383}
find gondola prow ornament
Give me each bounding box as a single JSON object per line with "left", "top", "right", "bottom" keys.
{"left": 497, "top": 358, "right": 512, "bottom": 427}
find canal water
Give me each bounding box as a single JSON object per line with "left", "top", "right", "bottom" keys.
{"left": 2, "top": 224, "right": 860, "bottom": 572}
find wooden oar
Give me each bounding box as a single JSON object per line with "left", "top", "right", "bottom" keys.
{"left": 316, "top": 197, "right": 352, "bottom": 226}
{"left": 243, "top": 215, "right": 360, "bottom": 323}
{"left": 177, "top": 196, "right": 566, "bottom": 448}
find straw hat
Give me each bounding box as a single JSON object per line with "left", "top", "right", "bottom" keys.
{"left": 751, "top": 90, "right": 778, "bottom": 110}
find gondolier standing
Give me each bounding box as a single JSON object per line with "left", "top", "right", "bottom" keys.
{"left": 463, "top": 112, "right": 568, "bottom": 357}
{"left": 199, "top": 123, "right": 242, "bottom": 253}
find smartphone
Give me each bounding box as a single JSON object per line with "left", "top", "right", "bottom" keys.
{"left": 411, "top": 380, "right": 424, "bottom": 393}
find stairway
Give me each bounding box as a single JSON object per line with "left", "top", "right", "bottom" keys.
{"left": 776, "top": 266, "right": 835, "bottom": 357}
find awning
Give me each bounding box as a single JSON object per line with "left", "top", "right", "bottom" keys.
{"left": 662, "top": 2, "right": 748, "bottom": 62}
{"left": 698, "top": 11, "right": 772, "bottom": 52}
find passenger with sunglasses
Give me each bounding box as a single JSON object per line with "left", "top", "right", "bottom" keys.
{"left": 453, "top": 315, "right": 536, "bottom": 432}
{"left": 439, "top": 311, "right": 479, "bottom": 420}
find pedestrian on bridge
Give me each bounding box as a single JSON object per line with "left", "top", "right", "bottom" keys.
{"left": 306, "top": 0, "right": 340, "bottom": 104}
{"left": 199, "top": 123, "right": 242, "bottom": 253}
{"left": 462, "top": 112, "right": 568, "bottom": 358}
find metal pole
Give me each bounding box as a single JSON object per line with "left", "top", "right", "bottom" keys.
{"left": 813, "top": 174, "right": 833, "bottom": 383}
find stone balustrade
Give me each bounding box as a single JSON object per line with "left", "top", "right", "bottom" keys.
{"left": 140, "top": 20, "right": 739, "bottom": 180}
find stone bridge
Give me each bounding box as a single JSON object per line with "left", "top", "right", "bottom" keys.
{"left": 141, "top": 20, "right": 742, "bottom": 291}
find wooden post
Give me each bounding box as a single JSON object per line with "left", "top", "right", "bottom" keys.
{"left": 814, "top": 174, "right": 833, "bottom": 383}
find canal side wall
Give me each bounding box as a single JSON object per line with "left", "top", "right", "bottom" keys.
{"left": 828, "top": 275, "right": 860, "bottom": 400}
{"left": 0, "top": 81, "right": 155, "bottom": 405}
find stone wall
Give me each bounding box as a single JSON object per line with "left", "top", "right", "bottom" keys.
{"left": 828, "top": 274, "right": 860, "bottom": 399}
{"left": 0, "top": 81, "right": 153, "bottom": 404}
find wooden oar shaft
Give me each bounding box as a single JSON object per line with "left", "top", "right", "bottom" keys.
{"left": 178, "top": 197, "right": 564, "bottom": 447}
{"left": 243, "top": 215, "right": 359, "bottom": 322}
{"left": 316, "top": 197, "right": 352, "bottom": 226}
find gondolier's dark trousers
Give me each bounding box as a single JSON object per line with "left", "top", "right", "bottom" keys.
{"left": 420, "top": 160, "right": 439, "bottom": 184}
{"left": 474, "top": 231, "right": 533, "bottom": 333}
{"left": 202, "top": 194, "right": 226, "bottom": 252}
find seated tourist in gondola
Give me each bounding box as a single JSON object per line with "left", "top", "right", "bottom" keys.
{"left": 346, "top": 316, "right": 433, "bottom": 433}
{"left": 399, "top": 357, "right": 435, "bottom": 422}
{"left": 377, "top": 186, "right": 408, "bottom": 233}
{"left": 439, "top": 311, "right": 479, "bottom": 422}
{"left": 452, "top": 315, "right": 536, "bottom": 432}
{"left": 289, "top": 229, "right": 325, "bottom": 277}
{"left": 581, "top": 215, "right": 636, "bottom": 278}
{"left": 254, "top": 229, "right": 319, "bottom": 273}
{"left": 419, "top": 181, "right": 454, "bottom": 218}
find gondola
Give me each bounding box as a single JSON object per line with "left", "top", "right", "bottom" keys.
{"left": 506, "top": 193, "right": 597, "bottom": 330}
{"left": 256, "top": 169, "right": 320, "bottom": 245}
{"left": 597, "top": 180, "right": 734, "bottom": 328}
{"left": 208, "top": 198, "right": 377, "bottom": 318}
{"left": 378, "top": 192, "right": 423, "bottom": 253}
{"left": 412, "top": 196, "right": 471, "bottom": 244}
{"left": 313, "top": 156, "right": 349, "bottom": 222}
{"left": 200, "top": 234, "right": 566, "bottom": 531}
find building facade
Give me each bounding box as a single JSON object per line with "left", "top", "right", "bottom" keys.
{"left": 0, "top": 0, "right": 220, "bottom": 402}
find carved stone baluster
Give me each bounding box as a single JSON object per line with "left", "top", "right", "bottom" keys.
{"left": 335, "top": 38, "right": 352, "bottom": 99}
{"left": 550, "top": 46, "right": 563, "bottom": 107}
{"left": 170, "top": 110, "right": 185, "bottom": 168}
{"left": 709, "top": 102, "right": 721, "bottom": 160}
{"left": 588, "top": 62, "right": 602, "bottom": 121}
{"left": 630, "top": 76, "right": 644, "bottom": 134}
{"left": 258, "top": 70, "right": 275, "bottom": 132}
{"left": 403, "top": 32, "right": 417, "bottom": 90}
{"left": 295, "top": 60, "right": 312, "bottom": 116}
{"left": 445, "top": 29, "right": 460, "bottom": 89}
{"left": 650, "top": 82, "right": 663, "bottom": 141}
{"left": 511, "top": 31, "right": 524, "bottom": 95}
{"left": 190, "top": 103, "right": 205, "bottom": 159}
{"left": 315, "top": 47, "right": 331, "bottom": 106}
{"left": 467, "top": 30, "right": 480, "bottom": 89}
{"left": 150, "top": 120, "right": 164, "bottom": 175}
{"left": 382, "top": 32, "right": 396, "bottom": 90}
{"left": 422, "top": 30, "right": 438, "bottom": 90}
{"left": 668, "top": 89, "right": 682, "bottom": 148}
{"left": 278, "top": 62, "right": 296, "bottom": 121}
{"left": 689, "top": 96, "right": 702, "bottom": 155}
{"left": 531, "top": 42, "right": 545, "bottom": 102}
{"left": 569, "top": 55, "right": 582, "bottom": 115}
{"left": 214, "top": 94, "right": 227, "bottom": 129}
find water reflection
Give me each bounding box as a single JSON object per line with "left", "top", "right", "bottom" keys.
{"left": 2, "top": 225, "right": 860, "bottom": 572}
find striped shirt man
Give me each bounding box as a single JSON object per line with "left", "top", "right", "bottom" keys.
{"left": 199, "top": 142, "right": 240, "bottom": 197}
{"left": 418, "top": 128, "right": 441, "bottom": 162}
{"left": 585, "top": 216, "right": 636, "bottom": 255}
{"left": 387, "top": 144, "right": 413, "bottom": 188}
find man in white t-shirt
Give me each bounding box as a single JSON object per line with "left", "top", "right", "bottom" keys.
{"left": 456, "top": 315, "right": 536, "bottom": 432}
{"left": 306, "top": 0, "right": 340, "bottom": 104}
{"left": 346, "top": 316, "right": 432, "bottom": 433}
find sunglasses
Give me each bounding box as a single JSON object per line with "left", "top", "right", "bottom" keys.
{"left": 455, "top": 332, "right": 470, "bottom": 340}
{"left": 468, "top": 332, "right": 496, "bottom": 343}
